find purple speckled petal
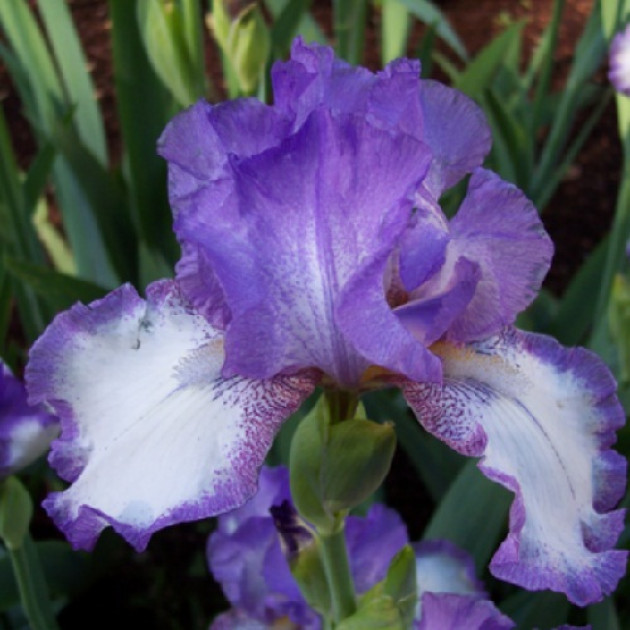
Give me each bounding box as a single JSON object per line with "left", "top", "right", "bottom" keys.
{"left": 438, "top": 168, "right": 553, "bottom": 341}
{"left": 26, "top": 282, "right": 316, "bottom": 551}
{"left": 401, "top": 328, "right": 627, "bottom": 606}
{"left": 346, "top": 503, "right": 409, "bottom": 594}
{"left": 609, "top": 24, "right": 630, "bottom": 96}
{"left": 419, "top": 80, "right": 492, "bottom": 199}
{"left": 272, "top": 38, "right": 424, "bottom": 137}
{"left": 0, "top": 363, "right": 58, "bottom": 477}
{"left": 175, "top": 107, "right": 434, "bottom": 386}
{"left": 416, "top": 593, "right": 515, "bottom": 630}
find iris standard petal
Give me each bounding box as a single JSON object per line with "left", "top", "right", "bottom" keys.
{"left": 418, "top": 80, "right": 492, "bottom": 199}
{"left": 272, "top": 38, "right": 424, "bottom": 137}
{"left": 174, "top": 107, "right": 435, "bottom": 386}
{"left": 26, "top": 281, "right": 315, "bottom": 551}
{"left": 401, "top": 328, "right": 627, "bottom": 606}
{"left": 426, "top": 168, "right": 553, "bottom": 342}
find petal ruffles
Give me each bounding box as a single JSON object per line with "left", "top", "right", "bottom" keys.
{"left": 26, "top": 282, "right": 316, "bottom": 551}
{"left": 401, "top": 328, "right": 627, "bottom": 605}
{"left": 171, "top": 106, "right": 438, "bottom": 386}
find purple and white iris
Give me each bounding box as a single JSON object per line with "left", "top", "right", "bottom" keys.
{"left": 208, "top": 466, "right": 513, "bottom": 630}
{"left": 0, "top": 361, "right": 58, "bottom": 478}
{"left": 610, "top": 23, "right": 630, "bottom": 96}
{"left": 26, "top": 39, "right": 626, "bottom": 605}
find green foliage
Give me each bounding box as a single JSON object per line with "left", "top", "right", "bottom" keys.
{"left": 0, "top": 0, "right": 627, "bottom": 627}
{"left": 337, "top": 546, "right": 417, "bottom": 630}
{"left": 0, "top": 478, "right": 32, "bottom": 551}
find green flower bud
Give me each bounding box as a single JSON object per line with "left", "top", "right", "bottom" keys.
{"left": 289, "top": 394, "right": 396, "bottom": 534}
{"left": 211, "top": 0, "right": 270, "bottom": 95}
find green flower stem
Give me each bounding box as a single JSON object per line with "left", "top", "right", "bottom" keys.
{"left": 318, "top": 525, "right": 357, "bottom": 625}
{"left": 8, "top": 534, "right": 60, "bottom": 630}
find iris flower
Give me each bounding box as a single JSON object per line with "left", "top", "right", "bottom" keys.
{"left": 609, "top": 23, "right": 630, "bottom": 96}
{"left": 0, "top": 361, "right": 58, "bottom": 478}
{"left": 208, "top": 466, "right": 513, "bottom": 629}
{"left": 26, "top": 39, "right": 626, "bottom": 606}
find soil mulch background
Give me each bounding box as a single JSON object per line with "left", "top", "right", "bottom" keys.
{"left": 0, "top": 1, "right": 621, "bottom": 628}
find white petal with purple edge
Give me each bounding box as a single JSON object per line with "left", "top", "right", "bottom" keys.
{"left": 26, "top": 281, "right": 316, "bottom": 551}
{"left": 401, "top": 328, "right": 627, "bottom": 606}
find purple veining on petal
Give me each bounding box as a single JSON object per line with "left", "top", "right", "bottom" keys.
{"left": 609, "top": 24, "right": 630, "bottom": 96}
{"left": 400, "top": 328, "right": 627, "bottom": 606}
{"left": 416, "top": 593, "right": 515, "bottom": 630}
{"left": 0, "top": 363, "right": 58, "bottom": 477}
{"left": 27, "top": 282, "right": 316, "bottom": 551}
{"left": 174, "top": 106, "right": 434, "bottom": 386}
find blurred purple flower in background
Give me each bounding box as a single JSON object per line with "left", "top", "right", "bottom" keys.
{"left": 25, "top": 38, "right": 626, "bottom": 606}
{"left": 609, "top": 23, "right": 630, "bottom": 95}
{"left": 208, "top": 466, "right": 514, "bottom": 630}
{"left": 0, "top": 361, "right": 57, "bottom": 479}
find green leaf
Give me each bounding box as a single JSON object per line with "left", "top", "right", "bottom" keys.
{"left": 49, "top": 125, "right": 137, "bottom": 284}
{"left": 422, "top": 459, "right": 511, "bottom": 573}
{"left": 109, "top": 0, "right": 181, "bottom": 273}
{"left": 332, "top": 0, "right": 367, "bottom": 64}
{"left": 588, "top": 597, "right": 621, "bottom": 630}
{"left": 36, "top": 0, "right": 107, "bottom": 164}
{"left": 483, "top": 87, "right": 533, "bottom": 189}
{"left": 337, "top": 546, "right": 417, "bottom": 630}
{"left": 397, "top": 0, "right": 467, "bottom": 60}
{"left": 291, "top": 537, "right": 332, "bottom": 617}
{"left": 32, "top": 199, "right": 75, "bottom": 275}
{"left": 137, "top": 0, "right": 206, "bottom": 107}
{"left": 500, "top": 590, "right": 569, "bottom": 628}
{"left": 601, "top": 0, "right": 630, "bottom": 40}
{"left": 549, "top": 237, "right": 608, "bottom": 346}
{"left": 0, "top": 0, "right": 116, "bottom": 285}
{"left": 4, "top": 256, "right": 108, "bottom": 312}
{"left": 454, "top": 21, "right": 524, "bottom": 99}
{"left": 381, "top": 0, "right": 410, "bottom": 65}
{"left": 532, "top": 5, "right": 607, "bottom": 200}
{"left": 0, "top": 477, "right": 33, "bottom": 550}
{"left": 264, "top": 0, "right": 326, "bottom": 44}
{"left": 270, "top": 0, "right": 313, "bottom": 58}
